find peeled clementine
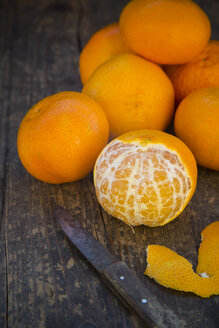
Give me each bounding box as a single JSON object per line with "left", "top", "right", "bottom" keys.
{"left": 82, "top": 53, "right": 174, "bottom": 138}
{"left": 174, "top": 87, "right": 219, "bottom": 171}
{"left": 94, "top": 130, "right": 197, "bottom": 227}
{"left": 79, "top": 22, "right": 132, "bottom": 85}
{"left": 17, "top": 91, "right": 109, "bottom": 184}
{"left": 119, "top": 0, "right": 211, "bottom": 64}
{"left": 165, "top": 41, "right": 219, "bottom": 103}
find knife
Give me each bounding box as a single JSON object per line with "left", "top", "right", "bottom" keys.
{"left": 53, "top": 205, "right": 186, "bottom": 328}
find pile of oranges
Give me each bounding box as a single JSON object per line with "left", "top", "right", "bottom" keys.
{"left": 17, "top": 0, "right": 218, "bottom": 226}
{"left": 17, "top": 0, "right": 219, "bottom": 297}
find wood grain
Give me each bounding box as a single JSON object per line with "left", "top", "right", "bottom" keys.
{"left": 0, "top": 0, "right": 218, "bottom": 327}
{"left": 0, "top": 1, "right": 17, "bottom": 327}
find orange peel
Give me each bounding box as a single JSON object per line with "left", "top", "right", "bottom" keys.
{"left": 196, "top": 221, "right": 219, "bottom": 277}
{"left": 144, "top": 221, "right": 219, "bottom": 297}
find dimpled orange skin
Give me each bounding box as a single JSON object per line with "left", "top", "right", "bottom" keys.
{"left": 17, "top": 91, "right": 109, "bottom": 184}
{"left": 119, "top": 0, "right": 211, "bottom": 65}
{"left": 94, "top": 130, "right": 197, "bottom": 227}
{"left": 82, "top": 53, "right": 175, "bottom": 139}
{"left": 174, "top": 87, "right": 219, "bottom": 171}
{"left": 145, "top": 221, "right": 219, "bottom": 297}
{"left": 79, "top": 22, "right": 132, "bottom": 85}
{"left": 165, "top": 41, "right": 219, "bottom": 104}
{"left": 196, "top": 221, "right": 219, "bottom": 277}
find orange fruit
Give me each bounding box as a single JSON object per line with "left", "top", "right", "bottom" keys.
{"left": 82, "top": 53, "right": 175, "bottom": 139}
{"left": 79, "top": 22, "right": 132, "bottom": 85}
{"left": 93, "top": 130, "right": 197, "bottom": 227}
{"left": 174, "top": 87, "right": 219, "bottom": 171}
{"left": 17, "top": 91, "right": 109, "bottom": 184}
{"left": 119, "top": 0, "right": 211, "bottom": 64}
{"left": 165, "top": 41, "right": 219, "bottom": 103}
{"left": 144, "top": 221, "right": 219, "bottom": 298}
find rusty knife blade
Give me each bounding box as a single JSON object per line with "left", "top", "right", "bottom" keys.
{"left": 53, "top": 205, "right": 186, "bottom": 328}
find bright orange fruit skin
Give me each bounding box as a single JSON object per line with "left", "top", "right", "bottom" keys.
{"left": 145, "top": 221, "right": 219, "bottom": 298}
{"left": 79, "top": 22, "right": 132, "bottom": 85}
{"left": 174, "top": 87, "right": 219, "bottom": 171}
{"left": 94, "top": 130, "right": 197, "bottom": 227}
{"left": 82, "top": 53, "right": 175, "bottom": 139}
{"left": 17, "top": 91, "right": 109, "bottom": 184}
{"left": 165, "top": 41, "right": 219, "bottom": 103}
{"left": 119, "top": 0, "right": 211, "bottom": 64}
{"left": 196, "top": 221, "right": 219, "bottom": 278}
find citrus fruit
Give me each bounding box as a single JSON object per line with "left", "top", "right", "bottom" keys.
{"left": 93, "top": 130, "right": 197, "bottom": 227}
{"left": 82, "top": 53, "right": 175, "bottom": 138}
{"left": 79, "top": 22, "right": 132, "bottom": 85}
{"left": 17, "top": 91, "right": 109, "bottom": 184}
{"left": 119, "top": 0, "right": 211, "bottom": 64}
{"left": 165, "top": 41, "right": 219, "bottom": 103}
{"left": 174, "top": 87, "right": 219, "bottom": 171}
{"left": 144, "top": 221, "right": 219, "bottom": 298}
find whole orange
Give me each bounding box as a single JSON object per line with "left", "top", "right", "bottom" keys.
{"left": 174, "top": 88, "right": 219, "bottom": 171}
{"left": 17, "top": 91, "right": 109, "bottom": 184}
{"left": 165, "top": 41, "right": 219, "bottom": 104}
{"left": 79, "top": 22, "right": 132, "bottom": 85}
{"left": 94, "top": 130, "right": 197, "bottom": 227}
{"left": 82, "top": 53, "right": 175, "bottom": 138}
{"left": 119, "top": 0, "right": 211, "bottom": 64}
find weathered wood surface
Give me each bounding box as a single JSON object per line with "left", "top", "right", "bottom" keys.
{"left": 0, "top": 0, "right": 218, "bottom": 327}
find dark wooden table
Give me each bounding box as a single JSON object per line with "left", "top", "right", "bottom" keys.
{"left": 0, "top": 0, "right": 219, "bottom": 327}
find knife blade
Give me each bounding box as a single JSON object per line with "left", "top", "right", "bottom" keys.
{"left": 53, "top": 205, "right": 186, "bottom": 328}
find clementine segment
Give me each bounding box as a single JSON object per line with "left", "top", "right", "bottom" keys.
{"left": 174, "top": 87, "right": 219, "bottom": 171}
{"left": 17, "top": 91, "right": 109, "bottom": 184}
{"left": 94, "top": 130, "right": 197, "bottom": 227}
{"left": 119, "top": 0, "right": 211, "bottom": 64}
{"left": 165, "top": 41, "right": 219, "bottom": 103}
{"left": 79, "top": 22, "right": 132, "bottom": 85}
{"left": 82, "top": 53, "right": 175, "bottom": 138}
{"left": 145, "top": 221, "right": 219, "bottom": 298}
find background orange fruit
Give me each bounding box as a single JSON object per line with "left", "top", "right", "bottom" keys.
{"left": 174, "top": 87, "right": 219, "bottom": 171}
{"left": 165, "top": 41, "right": 219, "bottom": 103}
{"left": 17, "top": 91, "right": 109, "bottom": 184}
{"left": 94, "top": 130, "right": 197, "bottom": 227}
{"left": 119, "top": 0, "right": 211, "bottom": 64}
{"left": 79, "top": 22, "right": 132, "bottom": 85}
{"left": 82, "top": 53, "right": 174, "bottom": 138}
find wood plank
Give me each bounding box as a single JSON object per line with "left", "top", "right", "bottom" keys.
{"left": 0, "top": 0, "right": 18, "bottom": 326}
{"left": 2, "top": 0, "right": 142, "bottom": 327}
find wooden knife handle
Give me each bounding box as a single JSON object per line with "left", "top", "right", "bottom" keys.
{"left": 101, "top": 261, "right": 185, "bottom": 328}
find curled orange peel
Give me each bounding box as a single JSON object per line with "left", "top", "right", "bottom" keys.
{"left": 144, "top": 221, "right": 219, "bottom": 298}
